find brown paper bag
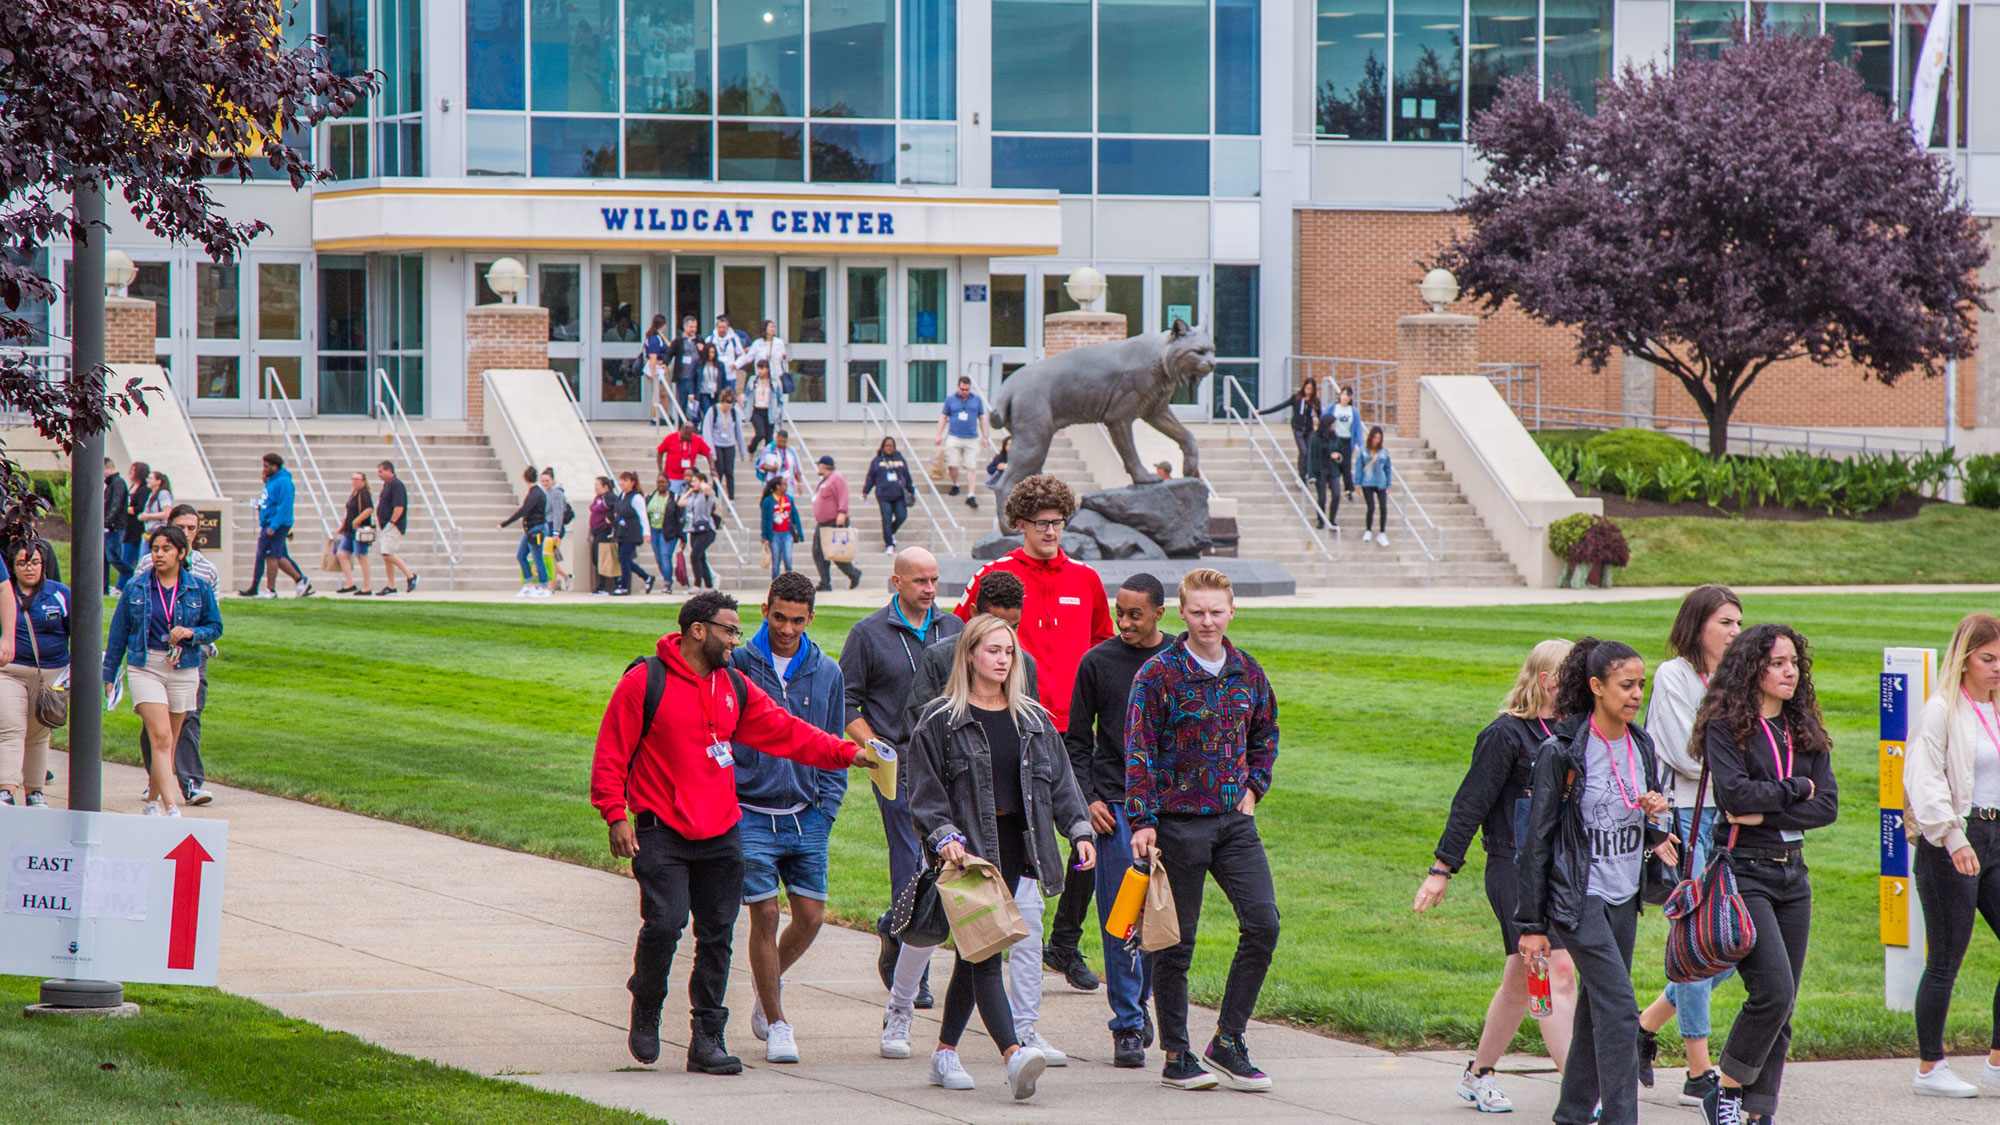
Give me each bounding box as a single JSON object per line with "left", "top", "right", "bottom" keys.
{"left": 927, "top": 449, "right": 948, "bottom": 482}
{"left": 1139, "top": 851, "right": 1180, "bottom": 952}
{"left": 938, "top": 854, "right": 1029, "bottom": 962}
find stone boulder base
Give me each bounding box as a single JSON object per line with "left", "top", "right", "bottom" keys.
{"left": 969, "top": 531, "right": 1023, "bottom": 560}
{"left": 1079, "top": 478, "right": 1211, "bottom": 558}
{"left": 1068, "top": 509, "right": 1166, "bottom": 560}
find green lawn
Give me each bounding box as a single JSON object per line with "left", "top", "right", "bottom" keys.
{"left": 80, "top": 595, "right": 2000, "bottom": 1062}
{"left": 1623, "top": 503, "right": 2000, "bottom": 585}
{"left": 0, "top": 977, "right": 653, "bottom": 1124}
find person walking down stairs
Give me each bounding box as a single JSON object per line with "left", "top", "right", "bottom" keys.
{"left": 1355, "top": 427, "right": 1393, "bottom": 548}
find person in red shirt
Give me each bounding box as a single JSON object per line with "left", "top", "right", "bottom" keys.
{"left": 655, "top": 419, "right": 714, "bottom": 492}
{"left": 954, "top": 472, "right": 1114, "bottom": 1010}
{"left": 591, "top": 591, "right": 883, "bottom": 1076}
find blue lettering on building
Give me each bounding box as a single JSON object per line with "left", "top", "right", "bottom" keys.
{"left": 599, "top": 204, "right": 898, "bottom": 238}
{"left": 602, "top": 207, "right": 629, "bottom": 231}
{"left": 812, "top": 212, "right": 831, "bottom": 233}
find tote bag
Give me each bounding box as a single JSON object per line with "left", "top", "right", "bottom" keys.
{"left": 1663, "top": 764, "right": 1757, "bottom": 982}
{"left": 938, "top": 854, "right": 1029, "bottom": 962}
{"left": 819, "top": 525, "right": 857, "bottom": 563}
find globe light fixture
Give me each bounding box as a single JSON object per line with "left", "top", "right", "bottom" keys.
{"left": 1064, "top": 266, "right": 1107, "bottom": 311}
{"left": 105, "top": 249, "right": 138, "bottom": 297}
{"left": 1420, "top": 267, "right": 1460, "bottom": 313}
{"left": 486, "top": 257, "right": 528, "bottom": 304}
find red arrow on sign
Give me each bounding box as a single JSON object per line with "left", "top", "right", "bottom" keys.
{"left": 164, "top": 835, "right": 215, "bottom": 970}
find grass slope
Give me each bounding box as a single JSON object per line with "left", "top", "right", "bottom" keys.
{"left": 0, "top": 977, "right": 654, "bottom": 1124}
{"left": 1622, "top": 504, "right": 2000, "bottom": 586}
{"left": 89, "top": 595, "right": 2000, "bottom": 1061}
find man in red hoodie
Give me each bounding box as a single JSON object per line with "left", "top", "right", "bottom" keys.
{"left": 591, "top": 591, "right": 873, "bottom": 1075}
{"left": 954, "top": 473, "right": 1114, "bottom": 1005}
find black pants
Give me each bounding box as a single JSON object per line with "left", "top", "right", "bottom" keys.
{"left": 713, "top": 446, "right": 736, "bottom": 500}
{"left": 1719, "top": 856, "right": 1813, "bottom": 1118}
{"left": 750, "top": 411, "right": 773, "bottom": 453}
{"left": 1313, "top": 471, "right": 1341, "bottom": 526}
{"left": 1289, "top": 428, "right": 1310, "bottom": 480}
{"left": 1551, "top": 894, "right": 1640, "bottom": 1125}
{"left": 1362, "top": 486, "right": 1387, "bottom": 533}
{"left": 139, "top": 674, "right": 206, "bottom": 797}
{"left": 812, "top": 522, "right": 861, "bottom": 588}
{"left": 617, "top": 539, "right": 650, "bottom": 590}
{"left": 1048, "top": 843, "right": 1096, "bottom": 953}
{"left": 688, "top": 527, "right": 716, "bottom": 587}
{"left": 1333, "top": 439, "right": 1354, "bottom": 493}
{"left": 629, "top": 818, "right": 743, "bottom": 1031}
{"left": 1153, "top": 811, "right": 1280, "bottom": 1054}
{"left": 1915, "top": 820, "right": 2000, "bottom": 1060}
{"left": 877, "top": 497, "right": 908, "bottom": 546}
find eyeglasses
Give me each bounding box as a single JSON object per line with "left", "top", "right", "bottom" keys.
{"left": 702, "top": 619, "right": 743, "bottom": 641}
{"left": 1027, "top": 518, "right": 1066, "bottom": 533}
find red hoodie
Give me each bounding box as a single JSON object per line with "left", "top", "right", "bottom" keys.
{"left": 591, "top": 633, "right": 857, "bottom": 839}
{"left": 954, "top": 548, "right": 1113, "bottom": 732}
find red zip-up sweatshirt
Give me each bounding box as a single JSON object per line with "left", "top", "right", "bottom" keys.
{"left": 954, "top": 548, "right": 1113, "bottom": 732}
{"left": 591, "top": 633, "right": 857, "bottom": 839}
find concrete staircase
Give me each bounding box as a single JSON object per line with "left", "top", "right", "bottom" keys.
{"left": 1192, "top": 428, "right": 1524, "bottom": 587}
{"left": 589, "top": 421, "right": 1091, "bottom": 590}
{"left": 196, "top": 425, "right": 527, "bottom": 593}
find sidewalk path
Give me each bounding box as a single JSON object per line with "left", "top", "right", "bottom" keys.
{"left": 52, "top": 754, "right": 2000, "bottom": 1124}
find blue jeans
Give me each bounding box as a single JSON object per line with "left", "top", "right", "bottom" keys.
{"left": 650, "top": 528, "right": 675, "bottom": 582}
{"left": 1092, "top": 806, "right": 1155, "bottom": 1032}
{"left": 767, "top": 532, "right": 792, "bottom": 578}
{"left": 1662, "top": 805, "right": 1735, "bottom": 1038}
{"left": 105, "top": 530, "right": 133, "bottom": 591}
{"left": 516, "top": 531, "right": 547, "bottom": 583}
{"left": 739, "top": 807, "right": 833, "bottom": 903}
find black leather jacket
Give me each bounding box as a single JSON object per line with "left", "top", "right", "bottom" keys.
{"left": 1434, "top": 714, "right": 1555, "bottom": 870}
{"left": 1515, "top": 718, "right": 1669, "bottom": 936}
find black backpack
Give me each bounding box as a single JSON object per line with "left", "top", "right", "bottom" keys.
{"left": 625, "top": 655, "right": 749, "bottom": 745}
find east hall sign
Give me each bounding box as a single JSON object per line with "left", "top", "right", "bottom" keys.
{"left": 312, "top": 184, "right": 1062, "bottom": 256}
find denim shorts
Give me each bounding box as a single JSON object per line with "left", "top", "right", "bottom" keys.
{"left": 739, "top": 806, "right": 832, "bottom": 903}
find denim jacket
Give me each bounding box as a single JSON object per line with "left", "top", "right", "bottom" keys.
{"left": 104, "top": 568, "right": 223, "bottom": 681}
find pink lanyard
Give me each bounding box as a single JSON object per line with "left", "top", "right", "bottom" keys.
{"left": 1533, "top": 717, "right": 1553, "bottom": 740}
{"left": 155, "top": 578, "right": 181, "bottom": 633}
{"left": 1961, "top": 688, "right": 2000, "bottom": 758}
{"left": 1759, "top": 715, "right": 1793, "bottom": 779}
{"left": 1589, "top": 715, "right": 1643, "bottom": 809}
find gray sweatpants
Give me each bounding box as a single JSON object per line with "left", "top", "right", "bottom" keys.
{"left": 1551, "top": 894, "right": 1640, "bottom": 1125}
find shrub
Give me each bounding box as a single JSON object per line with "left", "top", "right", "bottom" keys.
{"left": 1583, "top": 428, "right": 1696, "bottom": 485}
{"left": 1966, "top": 454, "right": 2000, "bottom": 510}
{"left": 1547, "top": 512, "right": 1593, "bottom": 561}
{"left": 1572, "top": 515, "right": 1631, "bottom": 568}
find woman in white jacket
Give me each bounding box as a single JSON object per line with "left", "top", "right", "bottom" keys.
{"left": 1905, "top": 612, "right": 2000, "bottom": 1098}
{"left": 1635, "top": 584, "right": 1741, "bottom": 1104}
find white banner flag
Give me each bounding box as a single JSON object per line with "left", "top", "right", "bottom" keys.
{"left": 1907, "top": 3, "right": 1955, "bottom": 147}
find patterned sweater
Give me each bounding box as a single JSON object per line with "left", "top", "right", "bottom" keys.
{"left": 1124, "top": 638, "right": 1279, "bottom": 827}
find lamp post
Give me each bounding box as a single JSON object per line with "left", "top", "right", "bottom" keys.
{"left": 485, "top": 257, "right": 528, "bottom": 304}
{"left": 1063, "top": 266, "right": 1106, "bottom": 312}
{"left": 1419, "top": 268, "right": 1460, "bottom": 314}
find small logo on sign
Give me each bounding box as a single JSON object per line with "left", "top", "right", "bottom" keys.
{"left": 67, "top": 941, "right": 77, "bottom": 953}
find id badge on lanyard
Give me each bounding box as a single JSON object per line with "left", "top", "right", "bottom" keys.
{"left": 707, "top": 741, "right": 735, "bottom": 769}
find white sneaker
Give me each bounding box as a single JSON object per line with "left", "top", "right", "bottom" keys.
{"left": 259, "top": 589, "right": 278, "bottom": 600}
{"left": 164, "top": 804, "right": 182, "bottom": 818}
{"left": 294, "top": 578, "right": 314, "bottom": 598}
{"left": 142, "top": 800, "right": 161, "bottom": 816}
{"left": 187, "top": 788, "right": 214, "bottom": 806}
{"left": 1913, "top": 1062, "right": 1979, "bottom": 1097}
{"left": 1377, "top": 532, "right": 1391, "bottom": 547}
{"left": 532, "top": 586, "right": 552, "bottom": 598}
{"left": 1456, "top": 1065, "right": 1514, "bottom": 1112}
{"left": 515, "top": 585, "right": 533, "bottom": 598}
{"left": 929, "top": 1047, "right": 975, "bottom": 1090}
{"left": 1006, "top": 1046, "right": 1048, "bottom": 1101}
{"left": 1984, "top": 1060, "right": 2000, "bottom": 1088}
{"left": 884, "top": 544, "right": 896, "bottom": 554}
{"left": 765, "top": 1020, "right": 799, "bottom": 1064}
{"left": 880, "top": 1003, "right": 913, "bottom": 1059}
{"left": 1016, "top": 1027, "right": 1067, "bottom": 1067}
{"left": 752, "top": 980, "right": 783, "bottom": 1040}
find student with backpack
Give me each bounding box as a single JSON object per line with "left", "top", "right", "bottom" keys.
{"left": 591, "top": 592, "right": 885, "bottom": 1076}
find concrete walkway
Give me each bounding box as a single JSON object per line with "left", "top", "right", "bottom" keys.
{"left": 47, "top": 753, "right": 2000, "bottom": 1124}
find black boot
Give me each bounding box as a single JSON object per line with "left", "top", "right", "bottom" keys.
{"left": 627, "top": 999, "right": 661, "bottom": 1064}
{"left": 687, "top": 1018, "right": 743, "bottom": 1075}
{"left": 914, "top": 967, "right": 934, "bottom": 1010}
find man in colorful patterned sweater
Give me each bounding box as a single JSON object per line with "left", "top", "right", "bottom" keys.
{"left": 1125, "top": 567, "right": 1281, "bottom": 1095}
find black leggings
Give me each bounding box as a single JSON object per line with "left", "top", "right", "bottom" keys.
{"left": 1313, "top": 470, "right": 1341, "bottom": 526}
{"left": 688, "top": 527, "right": 716, "bottom": 588}
{"left": 1362, "top": 486, "right": 1387, "bottom": 533}
{"left": 750, "top": 412, "right": 774, "bottom": 453}
{"left": 940, "top": 814, "right": 1028, "bottom": 1054}
{"left": 1915, "top": 821, "right": 2000, "bottom": 1061}
{"left": 713, "top": 446, "right": 736, "bottom": 500}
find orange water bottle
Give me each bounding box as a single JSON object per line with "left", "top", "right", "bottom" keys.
{"left": 1105, "top": 865, "right": 1150, "bottom": 939}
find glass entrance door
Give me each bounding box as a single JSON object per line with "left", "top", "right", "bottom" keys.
{"left": 253, "top": 256, "right": 310, "bottom": 416}
{"left": 185, "top": 260, "right": 252, "bottom": 416}
{"left": 530, "top": 258, "right": 583, "bottom": 403}
{"left": 902, "top": 265, "right": 953, "bottom": 424}
{"left": 779, "top": 260, "right": 832, "bottom": 419}
{"left": 843, "top": 263, "right": 891, "bottom": 417}
{"left": 592, "top": 260, "right": 650, "bottom": 420}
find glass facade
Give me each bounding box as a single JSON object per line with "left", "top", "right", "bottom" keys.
{"left": 321, "top": 0, "right": 423, "bottom": 178}
{"left": 1317, "top": 0, "right": 1612, "bottom": 138}
{"left": 465, "top": 0, "right": 957, "bottom": 182}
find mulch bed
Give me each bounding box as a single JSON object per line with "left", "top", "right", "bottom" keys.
{"left": 1569, "top": 484, "right": 1937, "bottom": 523}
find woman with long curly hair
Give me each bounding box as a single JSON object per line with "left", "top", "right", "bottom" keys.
{"left": 1690, "top": 623, "right": 1838, "bottom": 1125}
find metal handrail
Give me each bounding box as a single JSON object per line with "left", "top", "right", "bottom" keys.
{"left": 372, "top": 368, "right": 462, "bottom": 590}
{"left": 1217, "top": 378, "right": 1340, "bottom": 567}
{"left": 857, "top": 370, "right": 968, "bottom": 556}
{"left": 625, "top": 379, "right": 747, "bottom": 567}
{"left": 1287, "top": 356, "right": 1398, "bottom": 429}
{"left": 261, "top": 367, "right": 338, "bottom": 540}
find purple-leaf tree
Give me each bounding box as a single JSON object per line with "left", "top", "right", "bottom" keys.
{"left": 0, "top": 0, "right": 373, "bottom": 544}
{"left": 1435, "top": 27, "right": 1989, "bottom": 458}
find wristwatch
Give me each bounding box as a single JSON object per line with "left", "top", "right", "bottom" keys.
{"left": 1427, "top": 865, "right": 1454, "bottom": 879}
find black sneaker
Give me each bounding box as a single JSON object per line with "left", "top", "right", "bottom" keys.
{"left": 377, "top": 586, "right": 396, "bottom": 596}
{"left": 848, "top": 571, "right": 862, "bottom": 590}
{"left": 1042, "top": 945, "right": 1101, "bottom": 992}
{"left": 1681, "top": 1068, "right": 1720, "bottom": 1106}
{"left": 1702, "top": 1085, "right": 1744, "bottom": 1125}
{"left": 948, "top": 485, "right": 960, "bottom": 496}
{"left": 1637, "top": 1027, "right": 1658, "bottom": 1087}
{"left": 644, "top": 575, "right": 656, "bottom": 594}
{"left": 686, "top": 1022, "right": 743, "bottom": 1075}
{"left": 407, "top": 575, "right": 419, "bottom": 593}
{"left": 1200, "top": 1033, "right": 1272, "bottom": 1092}
{"left": 875, "top": 916, "right": 899, "bottom": 989}
{"left": 1112, "top": 1029, "right": 1145, "bottom": 1069}
{"left": 1161, "top": 1052, "right": 1218, "bottom": 1090}
{"left": 966, "top": 495, "right": 978, "bottom": 509}
{"left": 627, "top": 999, "right": 661, "bottom": 1064}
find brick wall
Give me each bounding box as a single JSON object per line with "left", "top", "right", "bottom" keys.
{"left": 1043, "top": 311, "right": 1128, "bottom": 357}
{"left": 105, "top": 296, "right": 157, "bottom": 365}
{"left": 1394, "top": 314, "right": 1479, "bottom": 438}
{"left": 1297, "top": 209, "right": 1984, "bottom": 432}
{"left": 464, "top": 305, "right": 550, "bottom": 433}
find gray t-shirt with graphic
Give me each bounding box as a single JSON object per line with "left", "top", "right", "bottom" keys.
{"left": 1580, "top": 731, "right": 1646, "bottom": 904}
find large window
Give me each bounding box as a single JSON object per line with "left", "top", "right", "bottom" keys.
{"left": 322, "top": 0, "right": 424, "bottom": 177}
{"left": 1100, "top": 0, "right": 1209, "bottom": 134}
{"left": 466, "top": 0, "right": 956, "bottom": 181}
{"left": 1316, "top": 0, "right": 1611, "bottom": 139}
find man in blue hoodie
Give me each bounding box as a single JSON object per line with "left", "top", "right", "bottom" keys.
{"left": 730, "top": 570, "right": 849, "bottom": 1066}
{"left": 241, "top": 451, "right": 313, "bottom": 598}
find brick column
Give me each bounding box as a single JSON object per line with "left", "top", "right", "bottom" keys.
{"left": 1042, "top": 310, "right": 1128, "bottom": 358}
{"left": 104, "top": 296, "right": 158, "bottom": 365}
{"left": 1393, "top": 313, "right": 1478, "bottom": 439}
{"left": 464, "top": 304, "right": 550, "bottom": 433}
